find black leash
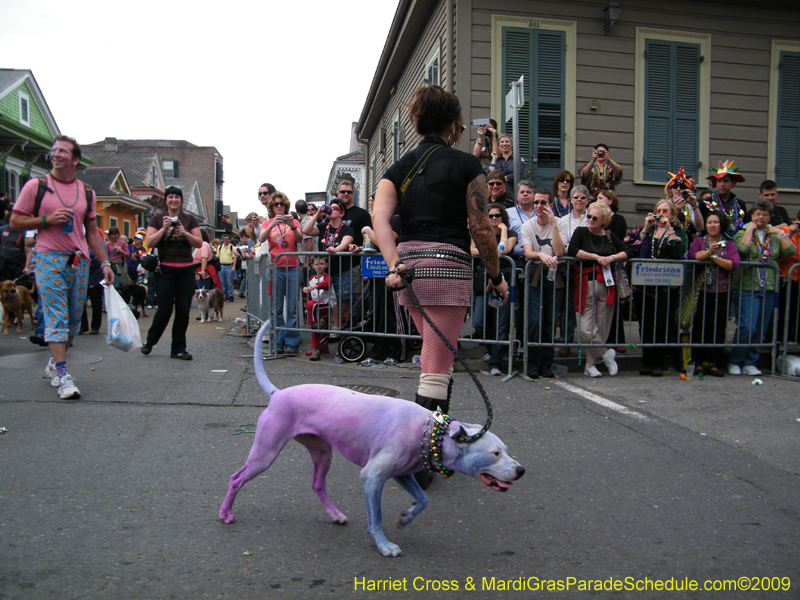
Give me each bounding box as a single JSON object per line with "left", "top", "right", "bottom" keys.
{"left": 396, "top": 267, "right": 492, "bottom": 444}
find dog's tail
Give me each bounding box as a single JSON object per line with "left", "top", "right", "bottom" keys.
{"left": 254, "top": 320, "right": 280, "bottom": 398}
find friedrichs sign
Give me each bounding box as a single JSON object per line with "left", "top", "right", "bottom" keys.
{"left": 630, "top": 261, "right": 685, "bottom": 286}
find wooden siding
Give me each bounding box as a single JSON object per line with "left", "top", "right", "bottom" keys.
{"left": 361, "top": 0, "right": 800, "bottom": 219}
{"left": 366, "top": 1, "right": 450, "bottom": 194}
{"left": 466, "top": 0, "right": 800, "bottom": 217}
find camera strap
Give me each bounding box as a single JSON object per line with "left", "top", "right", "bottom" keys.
{"left": 399, "top": 145, "right": 441, "bottom": 198}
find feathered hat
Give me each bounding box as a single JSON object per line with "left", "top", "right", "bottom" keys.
{"left": 664, "top": 167, "right": 695, "bottom": 196}
{"left": 706, "top": 160, "right": 746, "bottom": 186}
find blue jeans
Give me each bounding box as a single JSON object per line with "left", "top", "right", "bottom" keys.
{"left": 220, "top": 264, "right": 234, "bottom": 299}
{"left": 272, "top": 265, "right": 300, "bottom": 351}
{"left": 730, "top": 290, "right": 775, "bottom": 367}
{"left": 527, "top": 279, "right": 564, "bottom": 372}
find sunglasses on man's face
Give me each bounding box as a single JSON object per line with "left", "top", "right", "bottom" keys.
{"left": 533, "top": 201, "right": 549, "bottom": 205}
{"left": 338, "top": 189, "right": 354, "bottom": 195}
{"left": 488, "top": 182, "right": 504, "bottom": 187}
{"left": 258, "top": 192, "right": 270, "bottom": 196}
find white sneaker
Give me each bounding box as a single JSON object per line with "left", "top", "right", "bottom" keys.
{"left": 490, "top": 367, "right": 502, "bottom": 376}
{"left": 584, "top": 364, "right": 602, "bottom": 378}
{"left": 601, "top": 349, "right": 618, "bottom": 376}
{"left": 482, "top": 353, "right": 491, "bottom": 363}
{"left": 728, "top": 364, "right": 742, "bottom": 375}
{"left": 742, "top": 365, "right": 762, "bottom": 376}
{"left": 57, "top": 374, "right": 81, "bottom": 399}
{"left": 45, "top": 358, "right": 60, "bottom": 387}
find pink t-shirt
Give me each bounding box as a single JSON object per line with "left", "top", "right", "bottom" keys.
{"left": 192, "top": 241, "right": 214, "bottom": 265}
{"left": 265, "top": 218, "right": 300, "bottom": 268}
{"left": 13, "top": 174, "right": 96, "bottom": 256}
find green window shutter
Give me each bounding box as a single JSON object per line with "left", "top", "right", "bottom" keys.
{"left": 173, "top": 160, "right": 179, "bottom": 178}
{"left": 502, "top": 27, "right": 565, "bottom": 187}
{"left": 644, "top": 40, "right": 700, "bottom": 182}
{"left": 776, "top": 52, "right": 800, "bottom": 189}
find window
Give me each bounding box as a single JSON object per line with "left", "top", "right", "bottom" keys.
{"left": 123, "top": 220, "right": 131, "bottom": 238}
{"left": 162, "top": 160, "right": 179, "bottom": 178}
{"left": 769, "top": 41, "right": 800, "bottom": 189}
{"left": 491, "top": 16, "right": 576, "bottom": 189}
{"left": 392, "top": 112, "right": 400, "bottom": 163}
{"left": 7, "top": 170, "right": 18, "bottom": 201}
{"left": 424, "top": 48, "right": 440, "bottom": 86}
{"left": 109, "top": 216, "right": 118, "bottom": 230}
{"left": 18, "top": 92, "right": 30, "bottom": 127}
{"left": 635, "top": 29, "right": 711, "bottom": 184}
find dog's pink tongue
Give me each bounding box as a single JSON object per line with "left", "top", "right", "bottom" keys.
{"left": 480, "top": 473, "right": 512, "bottom": 490}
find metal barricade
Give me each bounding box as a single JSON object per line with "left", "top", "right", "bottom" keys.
{"left": 777, "top": 262, "right": 800, "bottom": 379}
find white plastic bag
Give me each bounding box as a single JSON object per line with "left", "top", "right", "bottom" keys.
{"left": 103, "top": 283, "right": 142, "bottom": 352}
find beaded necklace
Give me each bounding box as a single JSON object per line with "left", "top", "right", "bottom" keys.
{"left": 704, "top": 236, "right": 721, "bottom": 287}
{"left": 274, "top": 219, "right": 291, "bottom": 248}
{"left": 589, "top": 162, "right": 610, "bottom": 196}
{"left": 49, "top": 174, "right": 80, "bottom": 208}
{"left": 752, "top": 229, "right": 773, "bottom": 297}
{"left": 703, "top": 191, "right": 744, "bottom": 236}
{"left": 420, "top": 413, "right": 455, "bottom": 478}
{"left": 325, "top": 221, "right": 344, "bottom": 250}
{"left": 649, "top": 229, "right": 669, "bottom": 259}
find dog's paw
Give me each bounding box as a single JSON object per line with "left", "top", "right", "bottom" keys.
{"left": 220, "top": 511, "right": 236, "bottom": 524}
{"left": 377, "top": 542, "right": 403, "bottom": 557}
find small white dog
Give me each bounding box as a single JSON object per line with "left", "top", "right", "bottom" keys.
{"left": 194, "top": 288, "right": 224, "bottom": 322}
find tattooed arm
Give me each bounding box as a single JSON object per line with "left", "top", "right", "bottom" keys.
{"left": 467, "top": 174, "right": 509, "bottom": 301}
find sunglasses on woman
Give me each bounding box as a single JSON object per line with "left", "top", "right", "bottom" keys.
{"left": 488, "top": 213, "right": 503, "bottom": 218}
{"left": 558, "top": 177, "right": 572, "bottom": 184}
{"left": 572, "top": 194, "right": 587, "bottom": 200}
{"left": 587, "top": 215, "right": 601, "bottom": 221}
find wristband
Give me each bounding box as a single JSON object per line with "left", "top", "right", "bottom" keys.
{"left": 777, "top": 232, "right": 787, "bottom": 240}
{"left": 489, "top": 273, "right": 504, "bottom": 286}
{"left": 42, "top": 215, "right": 47, "bottom": 228}
{"left": 101, "top": 261, "right": 111, "bottom": 269}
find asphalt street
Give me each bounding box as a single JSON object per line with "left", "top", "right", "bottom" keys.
{"left": 1, "top": 306, "right": 799, "bottom": 599}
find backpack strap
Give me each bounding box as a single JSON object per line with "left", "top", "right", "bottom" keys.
{"left": 33, "top": 175, "right": 95, "bottom": 232}
{"left": 33, "top": 177, "right": 51, "bottom": 218}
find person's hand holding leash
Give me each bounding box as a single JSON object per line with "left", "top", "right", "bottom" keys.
{"left": 385, "top": 261, "right": 407, "bottom": 289}
{"left": 485, "top": 274, "right": 509, "bottom": 305}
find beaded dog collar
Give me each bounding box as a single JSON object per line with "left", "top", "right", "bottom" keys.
{"left": 420, "top": 411, "right": 456, "bottom": 479}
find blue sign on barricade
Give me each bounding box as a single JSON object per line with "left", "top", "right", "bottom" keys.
{"left": 362, "top": 255, "right": 389, "bottom": 278}
{"left": 630, "top": 261, "right": 685, "bottom": 286}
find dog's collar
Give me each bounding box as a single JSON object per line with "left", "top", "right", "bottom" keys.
{"left": 420, "top": 412, "right": 455, "bottom": 479}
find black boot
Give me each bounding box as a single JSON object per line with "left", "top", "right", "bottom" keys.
{"left": 415, "top": 470, "right": 433, "bottom": 490}
{"left": 414, "top": 393, "right": 439, "bottom": 411}
{"left": 439, "top": 378, "right": 453, "bottom": 415}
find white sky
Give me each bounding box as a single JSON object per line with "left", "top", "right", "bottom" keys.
{"left": 4, "top": 0, "right": 398, "bottom": 218}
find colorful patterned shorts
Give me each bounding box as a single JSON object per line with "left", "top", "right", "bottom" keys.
{"left": 35, "top": 251, "right": 89, "bottom": 343}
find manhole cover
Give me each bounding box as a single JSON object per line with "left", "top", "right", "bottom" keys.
{"left": 339, "top": 384, "right": 400, "bottom": 397}
{"left": 0, "top": 352, "right": 103, "bottom": 369}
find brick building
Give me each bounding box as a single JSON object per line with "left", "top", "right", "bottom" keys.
{"left": 84, "top": 138, "right": 224, "bottom": 232}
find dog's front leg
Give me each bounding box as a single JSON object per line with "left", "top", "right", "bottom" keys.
{"left": 361, "top": 471, "right": 401, "bottom": 557}
{"left": 393, "top": 474, "right": 428, "bottom": 529}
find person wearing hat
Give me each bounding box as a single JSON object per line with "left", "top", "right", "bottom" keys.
{"left": 700, "top": 160, "right": 747, "bottom": 238}
{"left": 127, "top": 232, "right": 148, "bottom": 283}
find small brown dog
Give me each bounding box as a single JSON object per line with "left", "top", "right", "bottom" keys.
{"left": 1, "top": 280, "right": 36, "bottom": 335}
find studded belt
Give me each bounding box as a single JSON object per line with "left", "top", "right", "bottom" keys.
{"left": 399, "top": 249, "right": 472, "bottom": 267}
{"left": 408, "top": 267, "right": 472, "bottom": 280}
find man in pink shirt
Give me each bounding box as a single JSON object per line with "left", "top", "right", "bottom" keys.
{"left": 10, "top": 136, "right": 114, "bottom": 399}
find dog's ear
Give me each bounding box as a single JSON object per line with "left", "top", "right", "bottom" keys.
{"left": 448, "top": 421, "right": 469, "bottom": 440}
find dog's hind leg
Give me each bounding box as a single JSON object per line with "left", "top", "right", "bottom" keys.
{"left": 219, "top": 418, "right": 293, "bottom": 524}
{"left": 393, "top": 474, "right": 428, "bottom": 529}
{"left": 295, "top": 434, "right": 348, "bottom": 524}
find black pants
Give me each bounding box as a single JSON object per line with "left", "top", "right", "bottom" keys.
{"left": 81, "top": 284, "right": 103, "bottom": 332}
{"left": 145, "top": 265, "right": 196, "bottom": 354}
{"left": 638, "top": 286, "right": 682, "bottom": 370}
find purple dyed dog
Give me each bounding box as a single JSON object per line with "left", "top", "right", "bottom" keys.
{"left": 219, "top": 320, "right": 525, "bottom": 556}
